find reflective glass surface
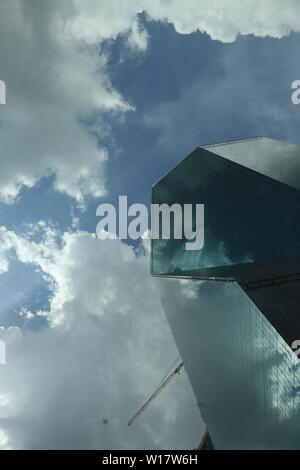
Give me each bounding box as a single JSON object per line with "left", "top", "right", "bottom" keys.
{"left": 242, "top": 279, "right": 300, "bottom": 347}
{"left": 204, "top": 137, "right": 300, "bottom": 190}
{"left": 151, "top": 138, "right": 300, "bottom": 279}
{"left": 155, "top": 277, "right": 300, "bottom": 449}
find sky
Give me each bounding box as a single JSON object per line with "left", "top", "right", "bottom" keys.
{"left": 1, "top": 0, "right": 300, "bottom": 450}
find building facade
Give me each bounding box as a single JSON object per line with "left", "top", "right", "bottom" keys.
{"left": 152, "top": 137, "right": 300, "bottom": 449}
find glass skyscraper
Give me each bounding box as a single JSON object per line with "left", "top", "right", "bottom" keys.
{"left": 152, "top": 137, "right": 300, "bottom": 449}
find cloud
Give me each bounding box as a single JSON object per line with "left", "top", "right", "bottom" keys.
{"left": 1, "top": 1, "right": 300, "bottom": 205}
{"left": 127, "top": 18, "right": 149, "bottom": 52}
{"left": 0, "top": 1, "right": 132, "bottom": 204}
{"left": 69, "top": 0, "right": 300, "bottom": 44}
{"left": 145, "top": 0, "right": 300, "bottom": 42}
{"left": 0, "top": 224, "right": 202, "bottom": 449}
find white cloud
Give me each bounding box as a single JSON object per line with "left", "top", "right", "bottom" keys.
{"left": 68, "top": 0, "right": 300, "bottom": 44}
{"left": 1, "top": 1, "right": 300, "bottom": 204}
{"left": 145, "top": 0, "right": 300, "bottom": 42}
{"left": 127, "top": 18, "right": 149, "bottom": 52}
{"left": 0, "top": 1, "right": 132, "bottom": 204}
{"left": 0, "top": 225, "right": 202, "bottom": 449}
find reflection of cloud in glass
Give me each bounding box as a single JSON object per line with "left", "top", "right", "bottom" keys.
{"left": 155, "top": 277, "right": 300, "bottom": 449}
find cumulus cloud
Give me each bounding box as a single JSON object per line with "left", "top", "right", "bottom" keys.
{"left": 0, "top": 225, "right": 202, "bottom": 449}
{"left": 69, "top": 0, "right": 300, "bottom": 44}
{"left": 145, "top": 0, "right": 300, "bottom": 42}
{"left": 1, "top": 0, "right": 300, "bottom": 204}
{"left": 0, "top": 1, "right": 132, "bottom": 204}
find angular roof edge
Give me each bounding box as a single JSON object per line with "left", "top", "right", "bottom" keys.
{"left": 201, "top": 136, "right": 263, "bottom": 149}
{"left": 152, "top": 136, "right": 264, "bottom": 188}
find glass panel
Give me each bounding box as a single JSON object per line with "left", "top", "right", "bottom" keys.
{"left": 203, "top": 137, "right": 300, "bottom": 191}
{"left": 151, "top": 139, "right": 300, "bottom": 279}
{"left": 155, "top": 277, "right": 300, "bottom": 449}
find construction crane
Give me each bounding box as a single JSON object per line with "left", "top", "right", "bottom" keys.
{"left": 128, "top": 361, "right": 184, "bottom": 426}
